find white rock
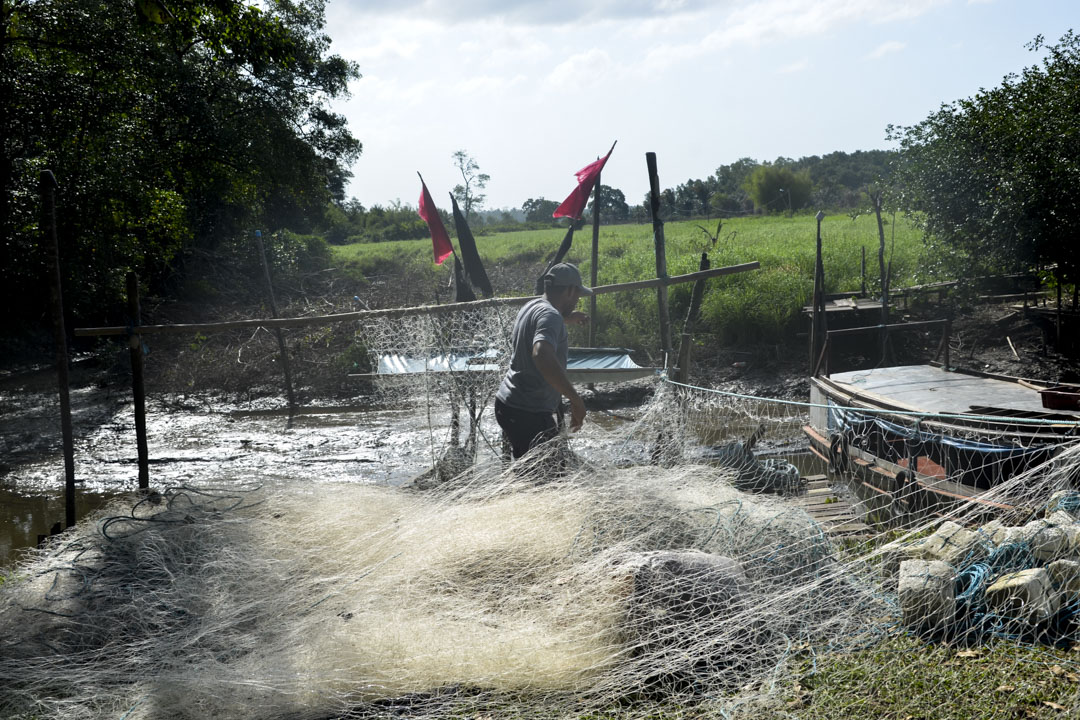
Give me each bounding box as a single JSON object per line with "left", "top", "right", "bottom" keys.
{"left": 1022, "top": 520, "right": 1070, "bottom": 563}
{"left": 899, "top": 559, "right": 955, "bottom": 632}
{"left": 985, "top": 568, "right": 1059, "bottom": 627}
{"left": 1047, "top": 559, "right": 1080, "bottom": 601}
{"left": 920, "top": 520, "right": 989, "bottom": 567}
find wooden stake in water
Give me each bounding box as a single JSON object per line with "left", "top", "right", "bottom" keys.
{"left": 256, "top": 230, "right": 297, "bottom": 421}
{"left": 127, "top": 272, "right": 150, "bottom": 490}
{"left": 42, "top": 170, "right": 77, "bottom": 526}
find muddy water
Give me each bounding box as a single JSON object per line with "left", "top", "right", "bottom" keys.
{"left": 0, "top": 380, "right": 660, "bottom": 568}
{"left": 1, "top": 376, "right": 821, "bottom": 568}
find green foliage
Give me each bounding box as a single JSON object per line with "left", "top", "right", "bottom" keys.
{"left": 523, "top": 197, "right": 560, "bottom": 224}
{"left": 585, "top": 184, "right": 630, "bottom": 221}
{"left": 0, "top": 0, "right": 360, "bottom": 328}
{"left": 331, "top": 214, "right": 928, "bottom": 348}
{"left": 322, "top": 199, "right": 429, "bottom": 245}
{"left": 745, "top": 165, "right": 813, "bottom": 215}
{"left": 451, "top": 150, "right": 489, "bottom": 221}
{"left": 889, "top": 31, "right": 1080, "bottom": 282}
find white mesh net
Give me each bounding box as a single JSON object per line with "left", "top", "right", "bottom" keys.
{"left": 5, "top": 308, "right": 1080, "bottom": 719}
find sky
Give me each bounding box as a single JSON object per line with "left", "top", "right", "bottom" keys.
{"left": 324, "top": 0, "right": 1076, "bottom": 212}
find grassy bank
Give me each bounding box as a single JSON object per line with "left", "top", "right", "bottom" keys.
{"left": 331, "top": 213, "right": 929, "bottom": 352}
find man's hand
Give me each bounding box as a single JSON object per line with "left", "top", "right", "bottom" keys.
{"left": 565, "top": 311, "right": 590, "bottom": 326}
{"left": 569, "top": 394, "right": 586, "bottom": 432}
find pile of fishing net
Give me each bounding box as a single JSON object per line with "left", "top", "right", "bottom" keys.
{"left": 0, "top": 448, "right": 885, "bottom": 719}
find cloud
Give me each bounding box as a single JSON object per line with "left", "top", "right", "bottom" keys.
{"left": 330, "top": 0, "right": 720, "bottom": 25}
{"left": 778, "top": 57, "right": 810, "bottom": 73}
{"left": 545, "top": 49, "right": 619, "bottom": 89}
{"left": 866, "top": 40, "right": 906, "bottom": 59}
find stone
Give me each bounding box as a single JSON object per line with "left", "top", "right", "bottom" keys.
{"left": 919, "top": 520, "right": 989, "bottom": 568}
{"left": 1047, "top": 559, "right": 1080, "bottom": 602}
{"left": 1021, "top": 520, "right": 1070, "bottom": 563}
{"left": 612, "top": 550, "right": 748, "bottom": 664}
{"left": 899, "top": 559, "right": 955, "bottom": 632}
{"left": 985, "top": 568, "right": 1059, "bottom": 627}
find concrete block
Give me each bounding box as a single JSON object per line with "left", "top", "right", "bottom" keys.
{"left": 985, "top": 568, "right": 1059, "bottom": 627}
{"left": 899, "top": 559, "right": 955, "bottom": 632}
{"left": 920, "top": 520, "right": 989, "bottom": 568}
{"left": 880, "top": 541, "right": 931, "bottom": 580}
{"left": 1047, "top": 559, "right": 1080, "bottom": 602}
{"left": 1022, "top": 520, "right": 1070, "bottom": 563}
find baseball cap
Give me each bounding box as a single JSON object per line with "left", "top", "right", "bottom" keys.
{"left": 545, "top": 262, "right": 593, "bottom": 295}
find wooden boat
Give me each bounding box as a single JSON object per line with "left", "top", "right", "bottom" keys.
{"left": 803, "top": 363, "right": 1080, "bottom": 519}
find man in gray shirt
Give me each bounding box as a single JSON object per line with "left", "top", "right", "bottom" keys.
{"left": 494, "top": 263, "right": 591, "bottom": 459}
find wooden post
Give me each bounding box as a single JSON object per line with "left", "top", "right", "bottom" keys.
{"left": 588, "top": 169, "right": 601, "bottom": 390}
{"left": 42, "top": 170, "right": 77, "bottom": 527}
{"left": 861, "top": 246, "right": 866, "bottom": 297}
{"left": 126, "top": 272, "right": 150, "bottom": 490}
{"left": 646, "top": 152, "right": 673, "bottom": 365}
{"left": 810, "top": 211, "right": 826, "bottom": 374}
{"left": 589, "top": 168, "right": 601, "bottom": 347}
{"left": 677, "top": 332, "right": 692, "bottom": 384}
{"left": 255, "top": 230, "right": 297, "bottom": 419}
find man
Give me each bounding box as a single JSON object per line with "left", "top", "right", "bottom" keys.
{"left": 494, "top": 262, "right": 592, "bottom": 459}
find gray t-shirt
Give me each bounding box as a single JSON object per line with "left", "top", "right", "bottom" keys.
{"left": 495, "top": 297, "right": 568, "bottom": 413}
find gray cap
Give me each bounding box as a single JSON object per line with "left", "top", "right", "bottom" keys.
{"left": 545, "top": 262, "right": 593, "bottom": 295}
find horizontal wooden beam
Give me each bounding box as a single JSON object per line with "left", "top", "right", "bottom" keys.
{"left": 824, "top": 319, "right": 947, "bottom": 338}
{"left": 75, "top": 261, "right": 760, "bottom": 338}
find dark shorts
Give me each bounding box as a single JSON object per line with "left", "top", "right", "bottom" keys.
{"left": 494, "top": 398, "right": 558, "bottom": 459}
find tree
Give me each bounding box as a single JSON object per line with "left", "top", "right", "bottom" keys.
{"left": 744, "top": 165, "right": 812, "bottom": 215}
{"left": 585, "top": 185, "right": 629, "bottom": 221}
{"left": 0, "top": 0, "right": 360, "bottom": 327}
{"left": 451, "top": 150, "right": 489, "bottom": 221}
{"left": 888, "top": 31, "right": 1080, "bottom": 282}
{"left": 522, "top": 197, "right": 559, "bottom": 224}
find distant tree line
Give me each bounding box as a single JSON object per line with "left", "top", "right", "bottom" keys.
{"left": 327, "top": 149, "right": 894, "bottom": 245}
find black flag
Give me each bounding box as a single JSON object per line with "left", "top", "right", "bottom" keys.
{"left": 535, "top": 225, "right": 576, "bottom": 294}
{"left": 449, "top": 195, "right": 493, "bottom": 298}
{"left": 453, "top": 255, "right": 476, "bottom": 303}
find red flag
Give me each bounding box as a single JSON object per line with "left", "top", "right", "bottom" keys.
{"left": 418, "top": 176, "right": 453, "bottom": 265}
{"left": 553, "top": 142, "right": 616, "bottom": 220}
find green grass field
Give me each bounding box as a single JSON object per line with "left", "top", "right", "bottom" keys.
{"left": 331, "top": 213, "right": 930, "bottom": 350}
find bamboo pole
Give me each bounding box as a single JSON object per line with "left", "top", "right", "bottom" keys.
{"left": 42, "top": 170, "right": 76, "bottom": 527}
{"left": 74, "top": 262, "right": 760, "bottom": 338}
{"left": 126, "top": 272, "right": 150, "bottom": 490}
{"left": 646, "top": 152, "right": 673, "bottom": 364}
{"left": 255, "top": 230, "right": 297, "bottom": 418}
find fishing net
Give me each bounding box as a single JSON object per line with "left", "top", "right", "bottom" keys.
{"left": 6, "top": 307, "right": 1080, "bottom": 719}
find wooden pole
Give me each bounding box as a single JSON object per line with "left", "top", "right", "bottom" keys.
{"left": 677, "top": 332, "right": 692, "bottom": 384}
{"left": 75, "top": 262, "right": 761, "bottom": 338}
{"left": 646, "top": 152, "right": 673, "bottom": 365}
{"left": 589, "top": 169, "right": 601, "bottom": 348}
{"left": 810, "top": 212, "right": 825, "bottom": 374}
{"left": 256, "top": 230, "right": 297, "bottom": 418}
{"left": 873, "top": 193, "right": 890, "bottom": 365}
{"left": 861, "top": 246, "right": 866, "bottom": 297}
{"left": 588, "top": 169, "right": 601, "bottom": 390}
{"left": 126, "top": 272, "right": 150, "bottom": 490}
{"left": 42, "top": 170, "right": 76, "bottom": 527}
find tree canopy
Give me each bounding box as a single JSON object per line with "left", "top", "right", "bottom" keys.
{"left": 888, "top": 31, "right": 1080, "bottom": 280}
{"left": 0, "top": 0, "right": 360, "bottom": 327}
